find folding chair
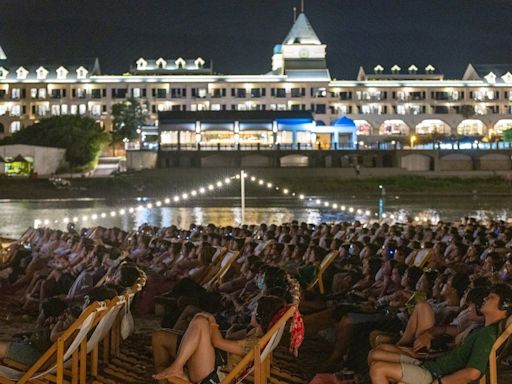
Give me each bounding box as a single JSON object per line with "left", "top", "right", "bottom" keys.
{"left": 480, "top": 314, "right": 512, "bottom": 384}
{"left": 168, "top": 305, "right": 297, "bottom": 384}
{"left": 87, "top": 296, "right": 126, "bottom": 379}
{"left": 306, "top": 250, "right": 340, "bottom": 294}
{"left": 204, "top": 250, "right": 240, "bottom": 289}
{"left": 198, "top": 247, "right": 228, "bottom": 286}
{"left": 0, "top": 301, "right": 106, "bottom": 384}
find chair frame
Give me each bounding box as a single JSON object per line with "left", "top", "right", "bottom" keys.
{"left": 480, "top": 318, "right": 512, "bottom": 384}
{"left": 0, "top": 301, "right": 106, "bottom": 384}
{"left": 168, "top": 305, "right": 297, "bottom": 384}
{"left": 306, "top": 250, "right": 340, "bottom": 294}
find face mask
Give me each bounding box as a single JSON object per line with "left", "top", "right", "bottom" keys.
{"left": 349, "top": 245, "right": 355, "bottom": 256}
{"left": 257, "top": 275, "right": 265, "bottom": 290}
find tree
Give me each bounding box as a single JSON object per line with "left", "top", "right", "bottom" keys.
{"left": 460, "top": 105, "right": 476, "bottom": 119}
{"left": 111, "top": 98, "right": 148, "bottom": 155}
{"left": 0, "top": 115, "right": 109, "bottom": 171}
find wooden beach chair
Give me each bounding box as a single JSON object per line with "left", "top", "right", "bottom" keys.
{"left": 87, "top": 296, "right": 127, "bottom": 379}
{"left": 397, "top": 315, "right": 512, "bottom": 384}
{"left": 204, "top": 250, "right": 240, "bottom": 289}
{"left": 0, "top": 301, "right": 106, "bottom": 384}
{"left": 479, "top": 314, "right": 512, "bottom": 384}
{"left": 168, "top": 305, "right": 297, "bottom": 384}
{"left": 95, "top": 278, "right": 146, "bottom": 383}
{"left": 196, "top": 246, "right": 228, "bottom": 286}
{"left": 412, "top": 248, "right": 433, "bottom": 268}
{"left": 307, "top": 250, "right": 340, "bottom": 294}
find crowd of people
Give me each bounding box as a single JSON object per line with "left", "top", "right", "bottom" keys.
{"left": 0, "top": 216, "right": 511, "bottom": 384}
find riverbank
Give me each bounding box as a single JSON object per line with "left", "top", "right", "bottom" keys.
{"left": 1, "top": 168, "right": 512, "bottom": 199}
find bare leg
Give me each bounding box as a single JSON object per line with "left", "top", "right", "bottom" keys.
{"left": 152, "top": 330, "right": 180, "bottom": 384}
{"left": 0, "top": 341, "right": 8, "bottom": 358}
{"left": 173, "top": 305, "right": 201, "bottom": 332}
{"left": 368, "top": 345, "right": 403, "bottom": 365}
{"left": 397, "top": 302, "right": 434, "bottom": 346}
{"left": 325, "top": 315, "right": 352, "bottom": 367}
{"left": 369, "top": 361, "right": 404, "bottom": 384}
{"left": 153, "top": 317, "right": 215, "bottom": 383}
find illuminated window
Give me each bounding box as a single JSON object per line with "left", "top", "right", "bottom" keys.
{"left": 51, "top": 105, "right": 60, "bottom": 115}
{"left": 10, "top": 121, "right": 21, "bottom": 133}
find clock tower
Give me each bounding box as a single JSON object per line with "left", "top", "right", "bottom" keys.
{"left": 0, "top": 45, "right": 6, "bottom": 61}
{"left": 271, "top": 13, "right": 327, "bottom": 74}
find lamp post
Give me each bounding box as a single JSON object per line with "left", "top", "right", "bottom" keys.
{"left": 240, "top": 170, "right": 245, "bottom": 225}
{"left": 410, "top": 134, "right": 417, "bottom": 148}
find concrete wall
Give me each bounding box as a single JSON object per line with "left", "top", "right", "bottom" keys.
{"left": 401, "top": 154, "right": 432, "bottom": 171}
{"left": 126, "top": 151, "right": 158, "bottom": 171}
{"left": 439, "top": 154, "right": 473, "bottom": 171}
{"left": 0, "top": 144, "right": 66, "bottom": 175}
{"left": 478, "top": 154, "right": 511, "bottom": 171}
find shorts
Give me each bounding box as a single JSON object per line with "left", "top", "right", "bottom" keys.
{"left": 399, "top": 355, "right": 433, "bottom": 384}
{"left": 5, "top": 342, "right": 41, "bottom": 366}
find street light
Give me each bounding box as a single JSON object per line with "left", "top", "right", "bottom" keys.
{"left": 410, "top": 135, "right": 417, "bottom": 148}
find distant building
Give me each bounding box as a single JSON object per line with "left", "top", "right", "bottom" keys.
{"left": 0, "top": 144, "right": 66, "bottom": 175}
{"left": 1, "top": 13, "right": 512, "bottom": 147}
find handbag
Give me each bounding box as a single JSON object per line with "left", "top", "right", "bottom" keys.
{"left": 121, "top": 297, "right": 135, "bottom": 340}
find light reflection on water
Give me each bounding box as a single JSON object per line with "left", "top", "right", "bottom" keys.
{"left": 0, "top": 195, "right": 511, "bottom": 238}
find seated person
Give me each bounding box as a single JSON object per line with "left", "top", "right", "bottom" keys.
{"left": 368, "top": 284, "right": 512, "bottom": 384}
{"left": 152, "top": 295, "right": 286, "bottom": 384}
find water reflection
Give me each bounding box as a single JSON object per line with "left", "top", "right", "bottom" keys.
{"left": 0, "top": 195, "right": 511, "bottom": 238}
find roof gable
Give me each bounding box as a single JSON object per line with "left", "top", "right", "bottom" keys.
{"left": 283, "top": 13, "right": 321, "bottom": 45}
{"left": 0, "top": 45, "right": 6, "bottom": 60}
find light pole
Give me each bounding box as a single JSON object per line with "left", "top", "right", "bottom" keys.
{"left": 410, "top": 134, "right": 417, "bottom": 148}
{"left": 240, "top": 170, "right": 245, "bottom": 225}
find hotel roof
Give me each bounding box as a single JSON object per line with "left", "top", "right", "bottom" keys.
{"left": 159, "top": 110, "right": 314, "bottom": 124}
{"left": 283, "top": 13, "right": 322, "bottom": 45}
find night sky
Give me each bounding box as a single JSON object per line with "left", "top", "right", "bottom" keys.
{"left": 1, "top": 0, "right": 511, "bottom": 79}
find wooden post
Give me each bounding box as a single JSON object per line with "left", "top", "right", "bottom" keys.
{"left": 57, "top": 338, "right": 64, "bottom": 384}
{"left": 80, "top": 338, "right": 87, "bottom": 384}
{"left": 72, "top": 350, "right": 79, "bottom": 384}
{"left": 254, "top": 345, "right": 262, "bottom": 384}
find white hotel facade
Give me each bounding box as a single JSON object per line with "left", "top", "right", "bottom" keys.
{"left": 1, "top": 13, "right": 512, "bottom": 146}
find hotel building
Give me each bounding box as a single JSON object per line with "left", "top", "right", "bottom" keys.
{"left": 1, "top": 13, "right": 512, "bottom": 148}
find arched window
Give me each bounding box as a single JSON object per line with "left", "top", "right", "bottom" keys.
{"left": 456, "top": 119, "right": 486, "bottom": 136}
{"left": 379, "top": 120, "right": 410, "bottom": 135}
{"left": 494, "top": 120, "right": 512, "bottom": 135}
{"left": 416, "top": 120, "right": 451, "bottom": 135}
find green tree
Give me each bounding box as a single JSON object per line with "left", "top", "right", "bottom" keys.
{"left": 460, "top": 105, "right": 476, "bottom": 119}
{"left": 111, "top": 98, "right": 148, "bottom": 155}
{"left": 0, "top": 115, "right": 109, "bottom": 171}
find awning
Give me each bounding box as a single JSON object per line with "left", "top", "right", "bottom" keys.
{"left": 333, "top": 116, "right": 356, "bottom": 128}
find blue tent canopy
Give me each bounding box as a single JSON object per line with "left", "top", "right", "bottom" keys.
{"left": 333, "top": 116, "right": 356, "bottom": 128}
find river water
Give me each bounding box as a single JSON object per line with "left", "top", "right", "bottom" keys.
{"left": 1, "top": 194, "right": 511, "bottom": 239}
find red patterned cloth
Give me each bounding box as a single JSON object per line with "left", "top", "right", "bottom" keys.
{"left": 268, "top": 304, "right": 305, "bottom": 356}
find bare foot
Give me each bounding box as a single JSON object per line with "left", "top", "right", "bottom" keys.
{"left": 152, "top": 364, "right": 187, "bottom": 381}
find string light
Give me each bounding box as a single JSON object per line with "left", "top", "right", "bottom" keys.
{"left": 33, "top": 171, "right": 380, "bottom": 228}
{"left": 34, "top": 173, "right": 240, "bottom": 228}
